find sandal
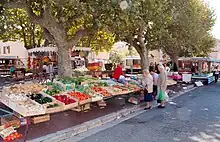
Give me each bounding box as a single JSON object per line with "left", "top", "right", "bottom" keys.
{"left": 157, "top": 105, "right": 165, "bottom": 109}
{"left": 144, "top": 106, "right": 152, "bottom": 110}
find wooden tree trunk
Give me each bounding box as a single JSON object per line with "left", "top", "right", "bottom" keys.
{"left": 57, "top": 45, "right": 72, "bottom": 77}
{"left": 170, "top": 54, "right": 178, "bottom": 67}
{"left": 139, "top": 49, "right": 149, "bottom": 70}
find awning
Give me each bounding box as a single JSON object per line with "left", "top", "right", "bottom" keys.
{"left": 178, "top": 57, "right": 215, "bottom": 62}
{"left": 28, "top": 47, "right": 58, "bottom": 53}
{"left": 28, "top": 47, "right": 91, "bottom": 53}
{"left": 0, "top": 56, "right": 18, "bottom": 59}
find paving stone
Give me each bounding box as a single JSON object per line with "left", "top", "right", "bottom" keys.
{"left": 86, "top": 119, "right": 103, "bottom": 130}
{"left": 100, "top": 113, "right": 117, "bottom": 124}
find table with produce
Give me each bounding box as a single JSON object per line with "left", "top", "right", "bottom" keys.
{"left": 0, "top": 77, "right": 142, "bottom": 141}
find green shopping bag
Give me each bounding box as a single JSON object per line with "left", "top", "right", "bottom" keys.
{"left": 158, "top": 91, "right": 165, "bottom": 101}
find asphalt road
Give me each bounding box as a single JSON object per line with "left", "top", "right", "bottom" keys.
{"left": 77, "top": 83, "right": 220, "bottom": 142}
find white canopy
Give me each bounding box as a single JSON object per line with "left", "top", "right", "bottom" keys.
{"left": 28, "top": 47, "right": 57, "bottom": 53}
{"left": 28, "top": 47, "right": 91, "bottom": 53}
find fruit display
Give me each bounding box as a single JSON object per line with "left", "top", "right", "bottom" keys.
{"left": 4, "top": 132, "right": 22, "bottom": 142}
{"left": 67, "top": 92, "right": 91, "bottom": 101}
{"left": 91, "top": 87, "right": 112, "bottom": 97}
{"left": 127, "top": 84, "right": 141, "bottom": 91}
{"left": 54, "top": 95, "right": 76, "bottom": 105}
{"left": 27, "top": 93, "right": 53, "bottom": 104}
{"left": 7, "top": 84, "right": 43, "bottom": 94}
{"left": 87, "top": 62, "right": 101, "bottom": 71}
{"left": 113, "top": 85, "right": 131, "bottom": 92}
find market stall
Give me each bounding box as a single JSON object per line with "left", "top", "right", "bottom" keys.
{"left": 0, "top": 56, "right": 25, "bottom": 79}
{"left": 178, "top": 57, "right": 215, "bottom": 85}
{"left": 0, "top": 72, "right": 180, "bottom": 141}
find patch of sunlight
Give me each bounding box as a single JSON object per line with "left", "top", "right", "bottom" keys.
{"left": 200, "top": 132, "right": 214, "bottom": 139}
{"left": 213, "top": 124, "right": 220, "bottom": 128}
{"left": 201, "top": 108, "right": 209, "bottom": 111}
{"left": 173, "top": 137, "right": 181, "bottom": 141}
{"left": 189, "top": 131, "right": 220, "bottom": 142}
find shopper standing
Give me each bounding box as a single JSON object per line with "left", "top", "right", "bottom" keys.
{"left": 150, "top": 69, "right": 158, "bottom": 99}
{"left": 157, "top": 64, "right": 167, "bottom": 108}
{"left": 48, "top": 62, "right": 54, "bottom": 82}
{"left": 142, "top": 69, "right": 154, "bottom": 110}
{"left": 213, "top": 66, "right": 219, "bottom": 83}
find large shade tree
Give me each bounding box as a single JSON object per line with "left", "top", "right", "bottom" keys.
{"left": 1, "top": 0, "right": 114, "bottom": 77}
{"left": 100, "top": 0, "right": 172, "bottom": 70}
{"left": 161, "top": 0, "right": 216, "bottom": 65}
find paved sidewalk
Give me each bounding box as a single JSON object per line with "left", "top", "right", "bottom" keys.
{"left": 31, "top": 86, "right": 196, "bottom": 142}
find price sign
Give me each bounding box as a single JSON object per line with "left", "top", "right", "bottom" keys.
{"left": 0, "top": 126, "right": 15, "bottom": 139}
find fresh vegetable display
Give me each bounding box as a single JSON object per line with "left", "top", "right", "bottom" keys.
{"left": 47, "top": 103, "right": 59, "bottom": 108}
{"left": 58, "top": 76, "right": 97, "bottom": 85}
{"left": 27, "top": 93, "right": 53, "bottom": 104}
{"left": 4, "top": 132, "right": 22, "bottom": 142}
{"left": 44, "top": 83, "right": 63, "bottom": 96}
{"left": 54, "top": 95, "right": 76, "bottom": 105}
{"left": 67, "top": 92, "right": 90, "bottom": 101}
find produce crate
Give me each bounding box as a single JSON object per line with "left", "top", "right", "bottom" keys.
{"left": 53, "top": 79, "right": 66, "bottom": 89}
{"left": 31, "top": 114, "right": 50, "bottom": 124}
{"left": 1, "top": 116, "right": 20, "bottom": 128}
{"left": 90, "top": 95, "right": 103, "bottom": 102}
{"left": 71, "top": 103, "right": 90, "bottom": 112}
{"left": 0, "top": 95, "right": 46, "bottom": 117}
{"left": 35, "top": 92, "right": 64, "bottom": 114}
{"left": 47, "top": 93, "right": 79, "bottom": 111}
{"left": 45, "top": 102, "right": 63, "bottom": 114}
{"left": 79, "top": 98, "right": 92, "bottom": 105}
{"left": 53, "top": 80, "right": 75, "bottom": 91}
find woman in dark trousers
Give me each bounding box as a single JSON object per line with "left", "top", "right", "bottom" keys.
{"left": 213, "top": 67, "right": 219, "bottom": 83}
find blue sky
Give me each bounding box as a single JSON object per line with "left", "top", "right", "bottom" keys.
{"left": 205, "top": 0, "right": 220, "bottom": 39}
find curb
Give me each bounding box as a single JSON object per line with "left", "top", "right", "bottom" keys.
{"left": 30, "top": 86, "right": 197, "bottom": 142}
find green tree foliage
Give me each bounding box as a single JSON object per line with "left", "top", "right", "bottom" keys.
{"left": 1, "top": 0, "right": 116, "bottom": 77}
{"left": 78, "top": 30, "right": 115, "bottom": 53}
{"left": 161, "top": 0, "right": 216, "bottom": 64}
{"left": 100, "top": 0, "right": 172, "bottom": 70}
{"left": 0, "top": 8, "right": 45, "bottom": 48}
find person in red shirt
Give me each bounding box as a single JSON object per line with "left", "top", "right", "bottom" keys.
{"left": 113, "top": 63, "right": 124, "bottom": 80}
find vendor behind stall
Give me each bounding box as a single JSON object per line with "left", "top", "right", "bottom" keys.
{"left": 113, "top": 62, "right": 124, "bottom": 80}
{"left": 10, "top": 66, "right": 15, "bottom": 77}
{"left": 113, "top": 62, "right": 127, "bottom": 84}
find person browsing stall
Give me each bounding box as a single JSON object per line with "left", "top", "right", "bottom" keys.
{"left": 150, "top": 69, "right": 158, "bottom": 99}
{"left": 142, "top": 69, "right": 154, "bottom": 110}
{"left": 157, "top": 63, "right": 167, "bottom": 108}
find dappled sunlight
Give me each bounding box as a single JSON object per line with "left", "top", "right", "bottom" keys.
{"left": 189, "top": 121, "right": 220, "bottom": 142}
{"left": 173, "top": 137, "right": 181, "bottom": 141}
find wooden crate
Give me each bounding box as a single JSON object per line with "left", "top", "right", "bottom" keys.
{"left": 72, "top": 103, "right": 90, "bottom": 112}
{"left": 79, "top": 98, "right": 92, "bottom": 105}
{"left": 1, "top": 116, "right": 20, "bottom": 128}
{"left": 31, "top": 114, "right": 50, "bottom": 124}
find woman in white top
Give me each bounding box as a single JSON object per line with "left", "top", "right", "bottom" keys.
{"left": 142, "top": 69, "right": 153, "bottom": 110}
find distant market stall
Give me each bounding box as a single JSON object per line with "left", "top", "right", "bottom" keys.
{"left": 178, "top": 57, "right": 218, "bottom": 84}
{"left": 27, "top": 47, "right": 91, "bottom": 70}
